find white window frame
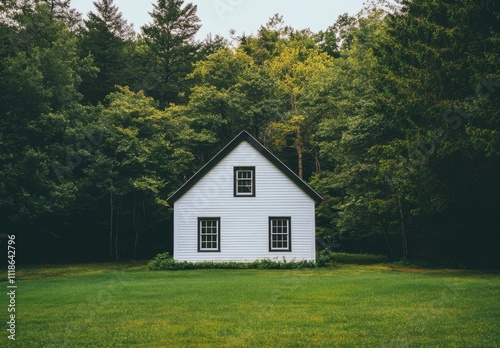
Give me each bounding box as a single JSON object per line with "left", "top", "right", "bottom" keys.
{"left": 269, "top": 217, "right": 291, "bottom": 251}
{"left": 198, "top": 218, "right": 220, "bottom": 252}
{"left": 234, "top": 167, "right": 255, "bottom": 197}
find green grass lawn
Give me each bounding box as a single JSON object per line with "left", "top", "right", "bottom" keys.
{"left": 3, "top": 262, "right": 500, "bottom": 347}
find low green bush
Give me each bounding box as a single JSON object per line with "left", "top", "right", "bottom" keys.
{"left": 147, "top": 252, "right": 317, "bottom": 270}
{"left": 147, "top": 252, "right": 176, "bottom": 270}
{"left": 316, "top": 250, "right": 338, "bottom": 267}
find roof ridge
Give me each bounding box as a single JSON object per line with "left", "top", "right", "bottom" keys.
{"left": 167, "top": 130, "right": 323, "bottom": 205}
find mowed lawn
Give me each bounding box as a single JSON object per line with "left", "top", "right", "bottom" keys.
{"left": 5, "top": 262, "right": 500, "bottom": 347}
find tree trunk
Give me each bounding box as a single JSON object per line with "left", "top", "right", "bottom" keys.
{"left": 380, "top": 219, "right": 394, "bottom": 259}
{"left": 313, "top": 148, "right": 321, "bottom": 174}
{"left": 132, "top": 194, "right": 139, "bottom": 261}
{"left": 296, "top": 129, "right": 303, "bottom": 179}
{"left": 397, "top": 195, "right": 408, "bottom": 259}
{"left": 109, "top": 191, "right": 113, "bottom": 260}
{"left": 133, "top": 234, "right": 139, "bottom": 260}
{"left": 115, "top": 205, "right": 120, "bottom": 261}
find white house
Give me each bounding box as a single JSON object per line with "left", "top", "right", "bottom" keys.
{"left": 167, "top": 130, "right": 323, "bottom": 262}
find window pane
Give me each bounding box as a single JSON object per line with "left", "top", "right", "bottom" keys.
{"left": 238, "top": 180, "right": 252, "bottom": 193}
{"left": 236, "top": 169, "right": 254, "bottom": 195}
{"left": 270, "top": 218, "right": 290, "bottom": 251}
{"left": 199, "top": 219, "right": 219, "bottom": 251}
{"left": 238, "top": 170, "right": 252, "bottom": 179}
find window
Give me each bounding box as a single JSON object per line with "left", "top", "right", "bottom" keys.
{"left": 269, "top": 217, "right": 291, "bottom": 251}
{"left": 198, "top": 218, "right": 220, "bottom": 252}
{"left": 234, "top": 167, "right": 255, "bottom": 197}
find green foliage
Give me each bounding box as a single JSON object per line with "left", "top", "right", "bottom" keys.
{"left": 0, "top": 2, "right": 92, "bottom": 223}
{"left": 147, "top": 252, "right": 176, "bottom": 270}
{"left": 310, "top": 0, "right": 500, "bottom": 265}
{"left": 175, "top": 48, "right": 281, "bottom": 162}
{"left": 140, "top": 0, "right": 201, "bottom": 105}
{"left": 369, "top": 0, "right": 500, "bottom": 262}
{"left": 147, "top": 252, "right": 317, "bottom": 270}
{"left": 1, "top": 0, "right": 498, "bottom": 266}
{"left": 311, "top": 6, "right": 402, "bottom": 258}
{"left": 78, "top": 0, "right": 136, "bottom": 104}
{"left": 84, "top": 87, "right": 193, "bottom": 260}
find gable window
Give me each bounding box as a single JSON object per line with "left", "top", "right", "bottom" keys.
{"left": 234, "top": 167, "right": 255, "bottom": 197}
{"left": 198, "top": 218, "right": 221, "bottom": 252}
{"left": 269, "top": 217, "right": 291, "bottom": 251}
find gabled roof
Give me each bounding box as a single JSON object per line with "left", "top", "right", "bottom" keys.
{"left": 167, "top": 130, "right": 323, "bottom": 205}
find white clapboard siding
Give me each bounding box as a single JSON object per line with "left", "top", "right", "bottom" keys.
{"left": 173, "top": 140, "right": 316, "bottom": 262}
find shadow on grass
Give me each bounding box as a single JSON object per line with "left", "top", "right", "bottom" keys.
{"left": 14, "top": 261, "right": 148, "bottom": 280}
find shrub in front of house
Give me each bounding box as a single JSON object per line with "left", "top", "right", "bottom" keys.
{"left": 147, "top": 252, "right": 176, "bottom": 270}
{"left": 147, "top": 252, "right": 317, "bottom": 270}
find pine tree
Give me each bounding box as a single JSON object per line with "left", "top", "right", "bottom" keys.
{"left": 91, "top": 0, "right": 134, "bottom": 40}
{"left": 79, "top": 0, "right": 136, "bottom": 104}
{"left": 141, "top": 0, "right": 201, "bottom": 106}
{"left": 43, "top": 0, "right": 83, "bottom": 31}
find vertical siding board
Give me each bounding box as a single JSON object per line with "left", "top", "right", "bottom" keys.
{"left": 174, "top": 141, "right": 316, "bottom": 262}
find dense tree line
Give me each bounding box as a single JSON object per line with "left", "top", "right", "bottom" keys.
{"left": 1, "top": 0, "right": 498, "bottom": 266}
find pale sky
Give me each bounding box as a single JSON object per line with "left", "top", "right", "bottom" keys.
{"left": 71, "top": 0, "right": 368, "bottom": 39}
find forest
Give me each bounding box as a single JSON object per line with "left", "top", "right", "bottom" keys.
{"left": 0, "top": 0, "right": 498, "bottom": 266}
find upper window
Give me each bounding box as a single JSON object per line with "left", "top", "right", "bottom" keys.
{"left": 269, "top": 217, "right": 291, "bottom": 252}
{"left": 234, "top": 167, "right": 255, "bottom": 197}
{"left": 198, "top": 218, "right": 221, "bottom": 252}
